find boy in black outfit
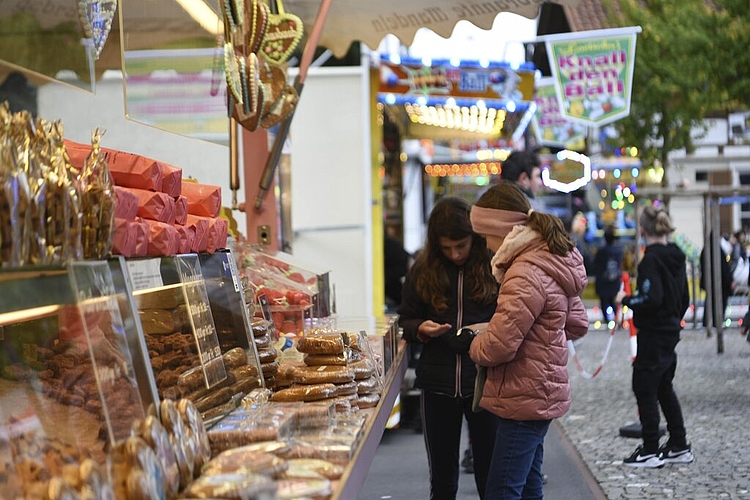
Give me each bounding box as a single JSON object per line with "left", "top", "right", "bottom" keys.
{"left": 615, "top": 205, "right": 694, "bottom": 468}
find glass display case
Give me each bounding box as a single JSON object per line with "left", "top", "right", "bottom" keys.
{"left": 0, "top": 260, "right": 149, "bottom": 497}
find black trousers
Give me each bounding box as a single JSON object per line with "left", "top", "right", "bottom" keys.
{"left": 632, "top": 337, "right": 688, "bottom": 453}
{"left": 421, "top": 390, "right": 499, "bottom": 500}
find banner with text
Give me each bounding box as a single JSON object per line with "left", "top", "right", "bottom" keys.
{"left": 532, "top": 77, "right": 588, "bottom": 148}
{"left": 545, "top": 27, "right": 640, "bottom": 127}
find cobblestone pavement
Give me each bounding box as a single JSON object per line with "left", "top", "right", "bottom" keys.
{"left": 559, "top": 323, "right": 750, "bottom": 499}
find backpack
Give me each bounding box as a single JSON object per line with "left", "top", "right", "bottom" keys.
{"left": 602, "top": 255, "right": 621, "bottom": 284}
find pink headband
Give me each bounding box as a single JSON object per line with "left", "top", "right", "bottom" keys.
{"left": 470, "top": 206, "right": 529, "bottom": 238}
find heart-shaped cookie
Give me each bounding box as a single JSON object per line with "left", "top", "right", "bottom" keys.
{"left": 77, "top": 0, "right": 117, "bottom": 60}
{"left": 261, "top": 84, "right": 298, "bottom": 128}
{"left": 259, "top": 0, "right": 303, "bottom": 66}
{"left": 224, "top": 43, "right": 243, "bottom": 104}
{"left": 260, "top": 62, "right": 286, "bottom": 107}
{"left": 246, "top": 0, "right": 269, "bottom": 55}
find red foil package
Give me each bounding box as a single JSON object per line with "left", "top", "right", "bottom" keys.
{"left": 65, "top": 139, "right": 164, "bottom": 191}
{"left": 161, "top": 162, "right": 183, "bottom": 198}
{"left": 111, "top": 217, "right": 138, "bottom": 257}
{"left": 122, "top": 187, "right": 176, "bottom": 223}
{"left": 174, "top": 195, "right": 188, "bottom": 225}
{"left": 144, "top": 219, "right": 180, "bottom": 256}
{"left": 181, "top": 181, "right": 222, "bottom": 217}
{"left": 207, "top": 217, "right": 229, "bottom": 253}
{"left": 114, "top": 186, "right": 139, "bottom": 220}
{"left": 184, "top": 214, "right": 209, "bottom": 253}
{"left": 175, "top": 224, "right": 195, "bottom": 254}
{"left": 133, "top": 218, "right": 150, "bottom": 256}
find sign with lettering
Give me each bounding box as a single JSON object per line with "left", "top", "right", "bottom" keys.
{"left": 545, "top": 27, "right": 640, "bottom": 126}
{"left": 532, "top": 77, "right": 588, "bottom": 148}
{"left": 379, "top": 57, "right": 535, "bottom": 102}
{"left": 174, "top": 255, "right": 227, "bottom": 387}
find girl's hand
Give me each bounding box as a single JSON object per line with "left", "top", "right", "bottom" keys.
{"left": 418, "top": 320, "right": 452, "bottom": 339}
{"left": 615, "top": 290, "right": 627, "bottom": 305}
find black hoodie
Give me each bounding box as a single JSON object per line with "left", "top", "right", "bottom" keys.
{"left": 622, "top": 242, "right": 689, "bottom": 336}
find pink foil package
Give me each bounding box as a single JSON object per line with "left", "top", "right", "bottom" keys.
{"left": 184, "top": 215, "right": 210, "bottom": 253}
{"left": 111, "top": 218, "right": 138, "bottom": 257}
{"left": 144, "top": 219, "right": 180, "bottom": 256}
{"left": 114, "top": 186, "right": 139, "bottom": 220}
{"left": 122, "top": 187, "right": 176, "bottom": 223}
{"left": 174, "top": 195, "right": 188, "bottom": 225}
{"left": 161, "top": 163, "right": 183, "bottom": 198}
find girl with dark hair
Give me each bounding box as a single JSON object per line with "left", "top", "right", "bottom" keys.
{"left": 615, "top": 205, "right": 693, "bottom": 468}
{"left": 398, "top": 196, "right": 500, "bottom": 500}
{"left": 468, "top": 182, "right": 589, "bottom": 499}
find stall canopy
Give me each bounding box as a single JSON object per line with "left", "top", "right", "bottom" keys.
{"left": 0, "top": 0, "right": 582, "bottom": 87}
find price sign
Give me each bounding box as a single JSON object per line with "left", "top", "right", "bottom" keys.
{"left": 175, "top": 255, "right": 227, "bottom": 387}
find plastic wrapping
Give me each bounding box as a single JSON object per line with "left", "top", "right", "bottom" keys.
{"left": 275, "top": 478, "right": 332, "bottom": 500}
{"left": 160, "top": 162, "right": 183, "bottom": 198}
{"left": 123, "top": 186, "right": 175, "bottom": 223}
{"left": 296, "top": 334, "right": 345, "bottom": 355}
{"left": 280, "top": 458, "right": 344, "bottom": 480}
{"left": 203, "top": 449, "right": 287, "bottom": 477}
{"left": 77, "top": 128, "right": 116, "bottom": 259}
{"left": 181, "top": 472, "right": 277, "bottom": 499}
{"left": 184, "top": 214, "right": 210, "bottom": 253}
{"left": 174, "top": 195, "right": 188, "bottom": 225}
{"left": 144, "top": 219, "right": 180, "bottom": 256}
{"left": 270, "top": 383, "right": 338, "bottom": 403}
{"left": 288, "top": 365, "right": 355, "bottom": 385}
{"left": 112, "top": 217, "right": 138, "bottom": 257}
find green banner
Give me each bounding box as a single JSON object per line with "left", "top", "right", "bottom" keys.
{"left": 545, "top": 28, "right": 639, "bottom": 126}
{"left": 532, "top": 78, "right": 587, "bottom": 148}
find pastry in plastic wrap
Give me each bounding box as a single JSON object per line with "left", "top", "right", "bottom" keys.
{"left": 181, "top": 472, "right": 277, "bottom": 499}
{"left": 349, "top": 358, "right": 376, "bottom": 380}
{"left": 270, "top": 383, "right": 338, "bottom": 402}
{"left": 356, "top": 375, "right": 380, "bottom": 395}
{"left": 181, "top": 181, "right": 222, "bottom": 217}
{"left": 133, "top": 416, "right": 180, "bottom": 498}
{"left": 333, "top": 380, "right": 358, "bottom": 397}
{"left": 303, "top": 353, "right": 348, "bottom": 366}
{"left": 79, "top": 458, "right": 116, "bottom": 500}
{"left": 296, "top": 334, "right": 345, "bottom": 355}
{"left": 357, "top": 392, "right": 381, "bottom": 409}
{"left": 280, "top": 458, "right": 344, "bottom": 480}
{"left": 178, "top": 398, "right": 212, "bottom": 471}
{"left": 160, "top": 399, "right": 195, "bottom": 486}
{"left": 110, "top": 436, "right": 167, "bottom": 500}
{"left": 234, "top": 441, "right": 291, "bottom": 456}
{"left": 275, "top": 478, "right": 332, "bottom": 500}
{"left": 203, "top": 449, "right": 287, "bottom": 477}
{"left": 289, "top": 365, "right": 355, "bottom": 385}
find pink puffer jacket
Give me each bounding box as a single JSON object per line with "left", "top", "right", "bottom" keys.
{"left": 469, "top": 226, "right": 589, "bottom": 421}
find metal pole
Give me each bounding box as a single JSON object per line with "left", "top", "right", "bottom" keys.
{"left": 711, "top": 195, "right": 724, "bottom": 354}
{"left": 229, "top": 117, "right": 240, "bottom": 209}
{"left": 702, "top": 194, "right": 713, "bottom": 336}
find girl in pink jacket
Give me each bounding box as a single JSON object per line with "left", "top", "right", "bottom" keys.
{"left": 468, "top": 182, "right": 589, "bottom": 499}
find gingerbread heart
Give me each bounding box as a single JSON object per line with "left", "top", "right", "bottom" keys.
{"left": 77, "top": 0, "right": 117, "bottom": 60}
{"left": 261, "top": 84, "right": 298, "bottom": 128}
{"left": 247, "top": 0, "right": 269, "bottom": 55}
{"left": 260, "top": 62, "right": 286, "bottom": 106}
{"left": 224, "top": 43, "right": 243, "bottom": 104}
{"left": 232, "top": 75, "right": 265, "bottom": 132}
{"left": 259, "top": 2, "right": 303, "bottom": 66}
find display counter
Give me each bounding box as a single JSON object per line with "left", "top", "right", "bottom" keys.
{"left": 0, "top": 254, "right": 405, "bottom": 498}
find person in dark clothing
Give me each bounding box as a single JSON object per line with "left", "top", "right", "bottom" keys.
{"left": 593, "top": 225, "right": 624, "bottom": 323}
{"left": 384, "top": 231, "right": 410, "bottom": 311}
{"left": 699, "top": 235, "right": 733, "bottom": 329}
{"left": 398, "top": 197, "right": 499, "bottom": 500}
{"left": 616, "top": 205, "right": 694, "bottom": 468}
{"left": 499, "top": 151, "right": 543, "bottom": 209}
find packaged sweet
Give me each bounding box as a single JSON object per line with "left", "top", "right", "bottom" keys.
{"left": 66, "top": 139, "right": 164, "bottom": 192}
{"left": 112, "top": 217, "right": 138, "bottom": 257}
{"left": 207, "top": 216, "right": 228, "bottom": 253}
{"left": 270, "top": 383, "right": 338, "bottom": 403}
{"left": 280, "top": 458, "right": 344, "bottom": 480}
{"left": 181, "top": 472, "right": 277, "bottom": 499}
{"left": 175, "top": 224, "right": 194, "bottom": 254}
{"left": 144, "top": 219, "right": 180, "bottom": 256}
{"left": 174, "top": 195, "right": 188, "bottom": 225}
{"left": 181, "top": 180, "right": 222, "bottom": 217}
{"left": 303, "top": 353, "right": 348, "bottom": 366}
{"left": 296, "top": 334, "right": 345, "bottom": 355}
{"left": 77, "top": 128, "right": 116, "bottom": 259}
{"left": 114, "top": 185, "right": 139, "bottom": 220}
{"left": 161, "top": 162, "right": 182, "bottom": 198}
{"left": 203, "top": 449, "right": 287, "bottom": 477}
{"left": 132, "top": 416, "right": 180, "bottom": 498}
{"left": 275, "top": 478, "right": 332, "bottom": 500}
{"left": 289, "top": 365, "right": 355, "bottom": 385}
{"left": 122, "top": 186, "right": 175, "bottom": 223}
{"left": 133, "top": 218, "right": 150, "bottom": 256}
{"left": 178, "top": 398, "right": 212, "bottom": 474}
{"left": 184, "top": 214, "right": 209, "bottom": 252}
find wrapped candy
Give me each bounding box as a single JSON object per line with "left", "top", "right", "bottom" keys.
{"left": 161, "top": 162, "right": 183, "bottom": 198}
{"left": 181, "top": 181, "right": 222, "bottom": 217}
{"left": 174, "top": 195, "right": 188, "bottom": 225}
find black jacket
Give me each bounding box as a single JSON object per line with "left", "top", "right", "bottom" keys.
{"left": 623, "top": 243, "right": 689, "bottom": 337}
{"left": 593, "top": 242, "right": 624, "bottom": 297}
{"left": 398, "top": 263, "right": 497, "bottom": 397}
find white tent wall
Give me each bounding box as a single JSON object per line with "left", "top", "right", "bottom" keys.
{"left": 288, "top": 65, "right": 374, "bottom": 317}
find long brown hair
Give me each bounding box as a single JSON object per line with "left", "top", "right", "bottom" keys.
{"left": 475, "top": 182, "right": 575, "bottom": 256}
{"left": 411, "top": 197, "right": 497, "bottom": 313}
